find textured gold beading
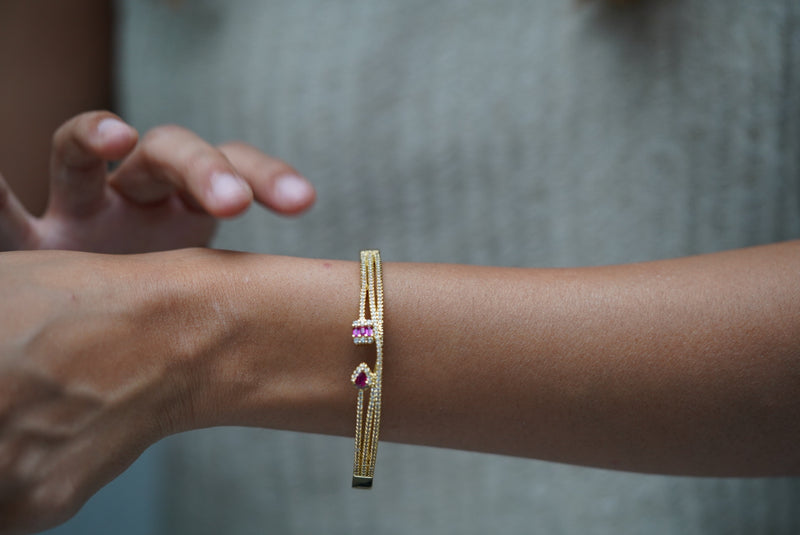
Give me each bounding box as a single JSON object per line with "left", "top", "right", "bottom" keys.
{"left": 350, "top": 250, "right": 384, "bottom": 489}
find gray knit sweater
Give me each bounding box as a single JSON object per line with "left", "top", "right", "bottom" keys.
{"left": 116, "top": 1, "right": 799, "bottom": 533}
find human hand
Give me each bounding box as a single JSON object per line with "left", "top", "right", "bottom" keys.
{"left": 0, "top": 111, "right": 315, "bottom": 253}
{"left": 0, "top": 249, "right": 213, "bottom": 534}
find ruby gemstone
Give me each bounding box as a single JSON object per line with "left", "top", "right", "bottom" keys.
{"left": 355, "top": 371, "right": 369, "bottom": 388}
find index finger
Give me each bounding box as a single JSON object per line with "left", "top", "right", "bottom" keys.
{"left": 109, "top": 125, "right": 253, "bottom": 218}
{"left": 49, "top": 111, "right": 138, "bottom": 217}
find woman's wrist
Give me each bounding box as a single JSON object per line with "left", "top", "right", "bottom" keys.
{"left": 173, "top": 249, "right": 361, "bottom": 436}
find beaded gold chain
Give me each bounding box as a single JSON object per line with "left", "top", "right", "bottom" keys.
{"left": 350, "top": 250, "right": 384, "bottom": 489}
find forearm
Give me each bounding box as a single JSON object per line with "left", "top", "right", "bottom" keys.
{"left": 2, "top": 243, "right": 796, "bottom": 532}
{"left": 175, "top": 242, "right": 800, "bottom": 477}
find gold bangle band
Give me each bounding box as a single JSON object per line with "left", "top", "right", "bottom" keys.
{"left": 350, "top": 250, "right": 384, "bottom": 489}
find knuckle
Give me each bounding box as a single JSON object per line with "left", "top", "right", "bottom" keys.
{"left": 140, "top": 124, "right": 186, "bottom": 148}
{"left": 51, "top": 126, "right": 83, "bottom": 164}
{"left": 142, "top": 125, "right": 228, "bottom": 177}
{"left": 139, "top": 124, "right": 188, "bottom": 164}
{"left": 137, "top": 126, "right": 180, "bottom": 171}
{"left": 51, "top": 111, "right": 99, "bottom": 146}
{"left": 139, "top": 126, "right": 238, "bottom": 192}
{"left": 30, "top": 478, "right": 81, "bottom": 526}
{"left": 51, "top": 112, "right": 109, "bottom": 168}
{"left": 0, "top": 430, "right": 30, "bottom": 481}
{"left": 217, "top": 141, "right": 296, "bottom": 177}
{"left": 0, "top": 439, "right": 38, "bottom": 487}
{"left": 217, "top": 140, "right": 252, "bottom": 153}
{"left": 183, "top": 148, "right": 222, "bottom": 179}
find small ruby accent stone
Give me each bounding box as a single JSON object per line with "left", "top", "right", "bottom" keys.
{"left": 352, "top": 328, "right": 359, "bottom": 337}
{"left": 355, "top": 371, "right": 369, "bottom": 388}
{"left": 366, "top": 327, "right": 373, "bottom": 336}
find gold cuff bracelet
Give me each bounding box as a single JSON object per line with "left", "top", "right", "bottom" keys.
{"left": 350, "top": 250, "right": 384, "bottom": 489}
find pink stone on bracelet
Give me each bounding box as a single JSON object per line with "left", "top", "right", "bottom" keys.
{"left": 352, "top": 319, "right": 375, "bottom": 345}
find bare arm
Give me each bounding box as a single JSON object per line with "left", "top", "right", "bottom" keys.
{"left": 3, "top": 129, "right": 773, "bottom": 535}
{"left": 193, "top": 242, "right": 800, "bottom": 477}
{"left": 2, "top": 242, "right": 798, "bottom": 532}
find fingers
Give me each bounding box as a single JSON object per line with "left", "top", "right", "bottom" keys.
{"left": 109, "top": 126, "right": 314, "bottom": 218}
{"left": 0, "top": 172, "right": 35, "bottom": 251}
{"left": 110, "top": 126, "right": 254, "bottom": 218}
{"left": 49, "top": 111, "right": 138, "bottom": 217}
{"left": 218, "top": 142, "right": 316, "bottom": 215}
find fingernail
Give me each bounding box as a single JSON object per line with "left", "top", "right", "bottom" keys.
{"left": 274, "top": 174, "right": 313, "bottom": 206}
{"left": 96, "top": 118, "right": 133, "bottom": 142}
{"left": 209, "top": 172, "right": 251, "bottom": 207}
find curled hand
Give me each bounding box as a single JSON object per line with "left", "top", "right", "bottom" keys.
{"left": 0, "top": 111, "right": 315, "bottom": 253}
